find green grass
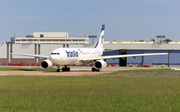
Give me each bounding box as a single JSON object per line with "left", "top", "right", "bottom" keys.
{"left": 102, "top": 68, "right": 180, "bottom": 76}
{"left": 116, "top": 68, "right": 177, "bottom": 73}
{"left": 0, "top": 76, "right": 180, "bottom": 111}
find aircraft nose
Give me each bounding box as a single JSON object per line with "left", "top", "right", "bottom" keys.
{"left": 49, "top": 55, "right": 62, "bottom": 65}
{"left": 50, "top": 55, "right": 53, "bottom": 59}
{"left": 50, "top": 55, "right": 61, "bottom": 61}
{"left": 50, "top": 55, "right": 56, "bottom": 59}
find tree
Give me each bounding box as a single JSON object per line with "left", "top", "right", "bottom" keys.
{"left": 150, "top": 39, "right": 155, "bottom": 42}
{"left": 139, "top": 40, "right": 144, "bottom": 42}
{"left": 163, "top": 39, "right": 172, "bottom": 43}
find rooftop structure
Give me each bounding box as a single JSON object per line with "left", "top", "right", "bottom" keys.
{"left": 101, "top": 41, "right": 180, "bottom": 50}
{"left": 10, "top": 32, "right": 89, "bottom": 45}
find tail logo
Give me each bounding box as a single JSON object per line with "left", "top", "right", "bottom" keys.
{"left": 101, "top": 35, "right": 104, "bottom": 44}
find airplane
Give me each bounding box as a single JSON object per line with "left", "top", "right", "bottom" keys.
{"left": 11, "top": 25, "right": 167, "bottom": 72}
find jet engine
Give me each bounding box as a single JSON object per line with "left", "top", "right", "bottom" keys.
{"left": 94, "top": 60, "right": 107, "bottom": 70}
{"left": 41, "top": 59, "right": 53, "bottom": 69}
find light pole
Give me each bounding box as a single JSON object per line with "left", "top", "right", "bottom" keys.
{"left": 157, "top": 35, "right": 165, "bottom": 44}
{"left": 88, "top": 35, "right": 97, "bottom": 44}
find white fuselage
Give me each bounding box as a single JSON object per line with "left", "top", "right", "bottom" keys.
{"left": 49, "top": 48, "right": 103, "bottom": 66}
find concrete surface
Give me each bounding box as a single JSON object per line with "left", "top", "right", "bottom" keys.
{"left": 0, "top": 66, "right": 168, "bottom": 76}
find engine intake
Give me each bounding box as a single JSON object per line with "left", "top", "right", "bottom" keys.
{"left": 94, "top": 60, "right": 107, "bottom": 70}
{"left": 41, "top": 59, "right": 53, "bottom": 69}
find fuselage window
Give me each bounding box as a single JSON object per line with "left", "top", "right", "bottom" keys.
{"left": 51, "top": 53, "right": 60, "bottom": 55}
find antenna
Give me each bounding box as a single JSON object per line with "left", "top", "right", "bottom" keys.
{"left": 13, "top": 34, "right": 16, "bottom": 37}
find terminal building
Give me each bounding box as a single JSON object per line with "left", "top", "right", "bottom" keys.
{"left": 1, "top": 32, "right": 180, "bottom": 67}
{"left": 10, "top": 32, "right": 89, "bottom": 45}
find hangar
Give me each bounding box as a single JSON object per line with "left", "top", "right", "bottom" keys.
{"left": 1, "top": 32, "right": 180, "bottom": 67}
{"left": 103, "top": 41, "right": 180, "bottom": 67}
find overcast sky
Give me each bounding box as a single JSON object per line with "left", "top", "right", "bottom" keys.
{"left": 1, "top": 0, "right": 180, "bottom": 43}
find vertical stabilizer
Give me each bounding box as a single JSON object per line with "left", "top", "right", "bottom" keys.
{"left": 95, "top": 25, "right": 105, "bottom": 49}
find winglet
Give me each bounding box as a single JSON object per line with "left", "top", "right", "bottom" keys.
{"left": 10, "top": 50, "right": 13, "bottom": 53}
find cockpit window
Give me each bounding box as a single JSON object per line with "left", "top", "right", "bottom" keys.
{"left": 51, "top": 53, "right": 60, "bottom": 55}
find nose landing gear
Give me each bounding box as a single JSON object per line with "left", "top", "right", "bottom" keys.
{"left": 57, "top": 66, "right": 61, "bottom": 72}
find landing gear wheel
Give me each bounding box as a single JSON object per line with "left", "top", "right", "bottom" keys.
{"left": 67, "top": 67, "right": 70, "bottom": 71}
{"left": 96, "top": 69, "right": 100, "bottom": 72}
{"left": 92, "top": 67, "right": 100, "bottom": 72}
{"left": 62, "top": 66, "right": 70, "bottom": 72}
{"left": 92, "top": 67, "right": 96, "bottom": 72}
{"left": 62, "top": 68, "right": 66, "bottom": 71}
{"left": 57, "top": 69, "right": 61, "bottom": 72}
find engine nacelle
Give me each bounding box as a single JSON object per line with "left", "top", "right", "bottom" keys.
{"left": 94, "top": 60, "right": 107, "bottom": 70}
{"left": 41, "top": 59, "right": 53, "bottom": 69}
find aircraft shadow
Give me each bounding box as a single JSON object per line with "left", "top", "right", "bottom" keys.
{"left": 42, "top": 70, "right": 92, "bottom": 73}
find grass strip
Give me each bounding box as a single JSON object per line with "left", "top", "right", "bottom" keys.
{"left": 99, "top": 68, "right": 180, "bottom": 77}
{"left": 0, "top": 76, "right": 180, "bottom": 111}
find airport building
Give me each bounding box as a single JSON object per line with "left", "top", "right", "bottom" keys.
{"left": 10, "top": 32, "right": 89, "bottom": 45}
{"left": 1, "top": 32, "right": 180, "bottom": 67}
{"left": 103, "top": 41, "right": 180, "bottom": 67}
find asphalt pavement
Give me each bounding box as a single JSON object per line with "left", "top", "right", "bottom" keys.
{"left": 0, "top": 66, "right": 168, "bottom": 76}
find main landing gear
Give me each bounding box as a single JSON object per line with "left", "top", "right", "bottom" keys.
{"left": 92, "top": 67, "right": 100, "bottom": 72}
{"left": 57, "top": 66, "right": 70, "bottom": 72}
{"left": 62, "top": 66, "right": 70, "bottom": 71}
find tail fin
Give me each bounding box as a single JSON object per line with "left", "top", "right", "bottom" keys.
{"left": 95, "top": 25, "right": 105, "bottom": 49}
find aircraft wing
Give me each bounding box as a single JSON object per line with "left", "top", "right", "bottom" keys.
{"left": 103, "top": 49, "right": 122, "bottom": 52}
{"left": 80, "top": 53, "right": 168, "bottom": 61}
{"left": 11, "top": 53, "right": 50, "bottom": 59}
